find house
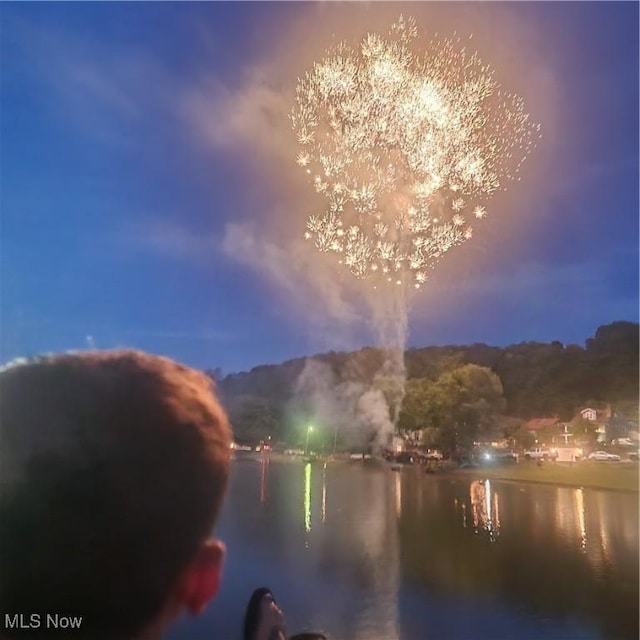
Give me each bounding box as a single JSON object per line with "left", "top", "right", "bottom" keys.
{"left": 576, "top": 405, "right": 612, "bottom": 443}
{"left": 554, "top": 445, "right": 584, "bottom": 462}
{"left": 550, "top": 424, "right": 584, "bottom": 461}
{"left": 580, "top": 405, "right": 612, "bottom": 422}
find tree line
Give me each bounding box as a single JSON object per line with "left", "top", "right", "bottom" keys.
{"left": 213, "top": 321, "right": 638, "bottom": 452}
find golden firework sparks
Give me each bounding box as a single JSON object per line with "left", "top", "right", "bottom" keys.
{"left": 292, "top": 15, "right": 539, "bottom": 286}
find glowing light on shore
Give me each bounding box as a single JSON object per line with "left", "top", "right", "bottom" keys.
{"left": 292, "top": 15, "right": 539, "bottom": 286}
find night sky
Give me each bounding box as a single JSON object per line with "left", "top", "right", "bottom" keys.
{"left": 1, "top": 2, "right": 638, "bottom": 374}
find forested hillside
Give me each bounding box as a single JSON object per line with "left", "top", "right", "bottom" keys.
{"left": 215, "top": 321, "right": 638, "bottom": 445}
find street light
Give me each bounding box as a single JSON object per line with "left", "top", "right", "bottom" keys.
{"left": 305, "top": 425, "right": 314, "bottom": 456}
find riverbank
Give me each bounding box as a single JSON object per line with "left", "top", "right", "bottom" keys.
{"left": 233, "top": 452, "right": 639, "bottom": 492}
{"left": 451, "top": 461, "right": 639, "bottom": 492}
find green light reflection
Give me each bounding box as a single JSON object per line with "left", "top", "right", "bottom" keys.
{"left": 304, "top": 462, "right": 312, "bottom": 532}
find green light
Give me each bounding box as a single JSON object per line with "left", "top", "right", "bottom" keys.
{"left": 305, "top": 425, "right": 314, "bottom": 455}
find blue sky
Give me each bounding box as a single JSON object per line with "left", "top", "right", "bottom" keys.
{"left": 1, "top": 2, "right": 638, "bottom": 374}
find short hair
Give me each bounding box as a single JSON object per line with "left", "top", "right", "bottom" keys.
{"left": 0, "top": 351, "right": 232, "bottom": 639}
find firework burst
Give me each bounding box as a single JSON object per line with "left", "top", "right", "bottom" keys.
{"left": 292, "top": 15, "right": 539, "bottom": 288}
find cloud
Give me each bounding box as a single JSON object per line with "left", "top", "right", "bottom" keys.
{"left": 7, "top": 17, "right": 178, "bottom": 146}
{"left": 184, "top": 69, "right": 292, "bottom": 160}
{"left": 221, "top": 221, "right": 364, "bottom": 347}
{"left": 134, "top": 219, "right": 220, "bottom": 263}
{"left": 447, "top": 261, "right": 606, "bottom": 298}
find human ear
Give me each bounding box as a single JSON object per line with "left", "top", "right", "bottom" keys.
{"left": 181, "top": 539, "right": 226, "bottom": 615}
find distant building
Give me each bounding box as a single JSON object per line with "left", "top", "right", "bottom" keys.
{"left": 554, "top": 445, "right": 584, "bottom": 462}
{"left": 550, "top": 424, "right": 584, "bottom": 460}
{"left": 579, "top": 405, "right": 612, "bottom": 422}
{"left": 576, "top": 405, "right": 612, "bottom": 443}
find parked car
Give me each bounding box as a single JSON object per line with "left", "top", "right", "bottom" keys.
{"left": 629, "top": 451, "right": 639, "bottom": 461}
{"left": 230, "top": 442, "right": 253, "bottom": 452}
{"left": 611, "top": 437, "right": 636, "bottom": 447}
{"left": 523, "top": 447, "right": 558, "bottom": 461}
{"left": 588, "top": 450, "right": 621, "bottom": 461}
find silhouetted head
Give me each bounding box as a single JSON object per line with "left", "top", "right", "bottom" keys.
{"left": 0, "top": 350, "right": 232, "bottom": 639}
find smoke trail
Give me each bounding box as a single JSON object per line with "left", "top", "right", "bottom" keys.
{"left": 365, "top": 281, "right": 411, "bottom": 448}
{"left": 291, "top": 281, "right": 412, "bottom": 453}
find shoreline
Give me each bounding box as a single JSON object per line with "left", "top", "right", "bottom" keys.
{"left": 233, "top": 452, "right": 639, "bottom": 492}
{"left": 447, "top": 463, "right": 639, "bottom": 493}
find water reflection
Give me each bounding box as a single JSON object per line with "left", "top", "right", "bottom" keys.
{"left": 548, "top": 483, "right": 637, "bottom": 574}
{"left": 454, "top": 477, "right": 637, "bottom": 583}
{"left": 574, "top": 488, "right": 587, "bottom": 551}
{"left": 176, "top": 462, "right": 638, "bottom": 640}
{"left": 453, "top": 479, "right": 638, "bottom": 584}
{"left": 321, "top": 463, "right": 327, "bottom": 524}
{"left": 260, "top": 454, "right": 269, "bottom": 504}
{"left": 304, "top": 462, "right": 312, "bottom": 532}
{"left": 276, "top": 461, "right": 401, "bottom": 638}
{"left": 403, "top": 474, "right": 638, "bottom": 639}
{"left": 469, "top": 479, "right": 500, "bottom": 540}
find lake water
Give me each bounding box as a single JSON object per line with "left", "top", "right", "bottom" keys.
{"left": 169, "top": 458, "right": 639, "bottom": 640}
